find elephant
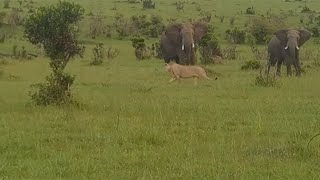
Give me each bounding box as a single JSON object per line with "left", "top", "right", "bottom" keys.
{"left": 267, "top": 28, "right": 312, "bottom": 76}
{"left": 160, "top": 21, "right": 208, "bottom": 65}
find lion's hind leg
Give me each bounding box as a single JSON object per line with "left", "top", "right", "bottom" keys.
{"left": 168, "top": 77, "right": 176, "bottom": 83}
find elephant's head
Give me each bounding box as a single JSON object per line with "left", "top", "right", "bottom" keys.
{"left": 164, "top": 22, "right": 208, "bottom": 64}
{"left": 274, "top": 29, "right": 311, "bottom": 59}
{"left": 275, "top": 29, "right": 311, "bottom": 50}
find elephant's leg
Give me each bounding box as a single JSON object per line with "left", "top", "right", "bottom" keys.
{"left": 276, "top": 59, "right": 283, "bottom": 76}
{"left": 286, "top": 64, "right": 292, "bottom": 76}
{"left": 295, "top": 52, "right": 301, "bottom": 76}
{"left": 190, "top": 52, "right": 196, "bottom": 65}
{"left": 294, "top": 61, "right": 301, "bottom": 76}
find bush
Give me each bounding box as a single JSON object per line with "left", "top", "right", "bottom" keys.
{"left": 24, "top": 1, "right": 84, "bottom": 105}
{"left": 0, "top": 32, "right": 5, "bottom": 43}
{"left": 89, "top": 14, "right": 108, "bottom": 39}
{"left": 248, "top": 16, "right": 286, "bottom": 44}
{"left": 91, "top": 43, "right": 105, "bottom": 65}
{"left": 225, "top": 27, "right": 246, "bottom": 44}
{"left": 130, "top": 14, "right": 165, "bottom": 38}
{"left": 29, "top": 72, "right": 75, "bottom": 105}
{"left": 131, "top": 36, "right": 150, "bottom": 60}
{"left": 229, "top": 16, "right": 235, "bottom": 26}
{"left": 199, "top": 11, "right": 212, "bottom": 23}
{"left": 142, "top": 0, "right": 155, "bottom": 9}
{"left": 251, "top": 46, "right": 268, "bottom": 61}
{"left": 301, "top": 6, "right": 312, "bottom": 13}
{"left": 106, "top": 47, "right": 120, "bottom": 60}
{"left": 150, "top": 42, "right": 162, "bottom": 59}
{"left": 241, "top": 60, "right": 261, "bottom": 70}
{"left": 175, "top": 1, "right": 184, "bottom": 11}
{"left": 255, "top": 68, "right": 277, "bottom": 87}
{"left": 198, "top": 25, "right": 222, "bottom": 64}
{"left": 3, "top": 0, "right": 10, "bottom": 9}
{"left": 113, "top": 13, "right": 130, "bottom": 39}
{"left": 0, "top": 11, "right": 6, "bottom": 26}
{"left": 245, "top": 6, "right": 255, "bottom": 15}
{"left": 223, "top": 44, "right": 237, "bottom": 60}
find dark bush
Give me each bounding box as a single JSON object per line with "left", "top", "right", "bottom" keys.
{"left": 248, "top": 16, "right": 286, "bottom": 44}
{"left": 223, "top": 44, "right": 237, "bottom": 60}
{"left": 175, "top": 1, "right": 184, "bottom": 11}
{"left": 241, "top": 60, "right": 261, "bottom": 70}
{"left": 245, "top": 6, "right": 255, "bottom": 15}
{"left": 198, "top": 25, "right": 222, "bottom": 64}
{"left": 113, "top": 13, "right": 130, "bottom": 39}
{"left": 131, "top": 36, "right": 150, "bottom": 60}
{"left": 91, "top": 43, "right": 105, "bottom": 65}
{"left": 225, "top": 27, "right": 246, "bottom": 44}
{"left": 142, "top": 0, "right": 155, "bottom": 9}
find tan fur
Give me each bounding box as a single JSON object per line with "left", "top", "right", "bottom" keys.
{"left": 165, "top": 62, "right": 211, "bottom": 83}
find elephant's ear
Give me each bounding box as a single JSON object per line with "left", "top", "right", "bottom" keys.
{"left": 274, "top": 29, "right": 289, "bottom": 45}
{"left": 298, "top": 29, "right": 312, "bottom": 47}
{"left": 192, "top": 21, "right": 208, "bottom": 43}
{"left": 164, "top": 23, "right": 182, "bottom": 45}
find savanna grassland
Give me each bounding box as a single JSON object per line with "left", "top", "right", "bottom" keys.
{"left": 1, "top": 0, "right": 320, "bottom": 179}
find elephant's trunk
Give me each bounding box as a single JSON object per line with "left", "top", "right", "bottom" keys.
{"left": 286, "top": 41, "right": 297, "bottom": 66}
{"left": 181, "top": 39, "right": 195, "bottom": 51}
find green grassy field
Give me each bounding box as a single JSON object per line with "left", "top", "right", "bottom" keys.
{"left": 1, "top": 0, "right": 320, "bottom": 179}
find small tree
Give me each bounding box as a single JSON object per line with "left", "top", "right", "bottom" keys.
{"left": 198, "top": 25, "right": 222, "bottom": 64}
{"left": 24, "top": 1, "right": 85, "bottom": 105}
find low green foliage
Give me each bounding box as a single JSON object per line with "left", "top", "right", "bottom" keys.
{"left": 199, "top": 25, "right": 222, "bottom": 64}
{"left": 91, "top": 43, "right": 105, "bottom": 65}
{"left": 255, "top": 73, "right": 278, "bottom": 87}
{"left": 241, "top": 60, "right": 261, "bottom": 70}
{"left": 225, "top": 27, "right": 246, "bottom": 44}
{"left": 29, "top": 71, "right": 75, "bottom": 105}
{"left": 248, "top": 16, "right": 286, "bottom": 44}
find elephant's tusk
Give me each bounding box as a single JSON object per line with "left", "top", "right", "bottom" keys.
{"left": 284, "top": 46, "right": 288, "bottom": 50}
{"left": 192, "top": 43, "right": 195, "bottom": 48}
{"left": 182, "top": 45, "right": 185, "bottom": 50}
{"left": 296, "top": 46, "right": 299, "bottom": 50}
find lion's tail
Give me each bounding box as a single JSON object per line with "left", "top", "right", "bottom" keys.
{"left": 200, "top": 65, "right": 218, "bottom": 80}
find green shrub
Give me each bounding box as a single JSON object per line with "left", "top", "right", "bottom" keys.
{"left": 131, "top": 36, "right": 150, "bottom": 60}
{"left": 3, "top": 0, "right": 10, "bottom": 9}
{"left": 142, "top": 0, "right": 155, "bottom": 9}
{"left": 24, "top": 1, "right": 84, "bottom": 105}
{"left": 91, "top": 43, "right": 105, "bottom": 65}
{"left": 241, "top": 60, "right": 261, "bottom": 70}
{"left": 225, "top": 27, "right": 246, "bottom": 44}
{"left": 245, "top": 6, "right": 255, "bottom": 15}
{"left": 248, "top": 16, "right": 286, "bottom": 44}
{"left": 29, "top": 71, "right": 75, "bottom": 105}
{"left": 199, "top": 25, "right": 222, "bottom": 64}
{"left": 255, "top": 73, "right": 277, "bottom": 87}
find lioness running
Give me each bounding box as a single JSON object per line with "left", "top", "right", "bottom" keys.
{"left": 165, "top": 62, "right": 214, "bottom": 83}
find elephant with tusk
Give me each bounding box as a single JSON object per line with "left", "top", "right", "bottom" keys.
{"left": 160, "top": 21, "right": 208, "bottom": 65}
{"left": 267, "top": 28, "right": 312, "bottom": 76}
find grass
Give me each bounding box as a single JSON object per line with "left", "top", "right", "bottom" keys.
{"left": 1, "top": 0, "right": 320, "bottom": 179}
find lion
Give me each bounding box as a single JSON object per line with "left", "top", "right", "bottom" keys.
{"left": 165, "top": 62, "right": 215, "bottom": 83}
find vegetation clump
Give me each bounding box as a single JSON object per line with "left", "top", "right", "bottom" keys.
{"left": 198, "top": 25, "right": 222, "bottom": 64}
{"left": 24, "top": 1, "right": 85, "bottom": 105}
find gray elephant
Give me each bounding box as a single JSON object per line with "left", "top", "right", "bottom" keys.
{"left": 267, "top": 28, "right": 312, "bottom": 76}
{"left": 160, "top": 22, "right": 208, "bottom": 65}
